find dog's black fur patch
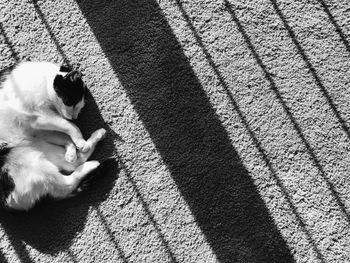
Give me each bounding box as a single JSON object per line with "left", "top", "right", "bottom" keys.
{"left": 59, "top": 64, "right": 72, "bottom": 73}
{"left": 0, "top": 143, "right": 14, "bottom": 208}
{"left": 53, "top": 70, "right": 86, "bottom": 106}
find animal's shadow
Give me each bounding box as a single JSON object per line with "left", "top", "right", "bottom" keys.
{"left": 0, "top": 89, "right": 120, "bottom": 255}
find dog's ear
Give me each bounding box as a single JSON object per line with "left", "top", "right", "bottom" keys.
{"left": 66, "top": 70, "right": 82, "bottom": 82}
{"left": 53, "top": 74, "right": 66, "bottom": 95}
{"left": 59, "top": 64, "right": 72, "bottom": 73}
{"left": 54, "top": 74, "right": 64, "bottom": 85}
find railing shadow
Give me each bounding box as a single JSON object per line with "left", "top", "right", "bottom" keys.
{"left": 0, "top": 22, "right": 19, "bottom": 63}
{"left": 118, "top": 160, "right": 179, "bottom": 262}
{"left": 318, "top": 0, "right": 350, "bottom": 54}
{"left": 6, "top": 234, "right": 34, "bottom": 263}
{"left": 31, "top": 0, "right": 70, "bottom": 66}
{"left": 225, "top": 0, "right": 350, "bottom": 223}
{"left": 76, "top": 0, "right": 295, "bottom": 262}
{"left": 269, "top": 0, "right": 350, "bottom": 142}
{"left": 95, "top": 207, "right": 129, "bottom": 263}
{"left": 174, "top": 0, "right": 325, "bottom": 261}
{"left": 66, "top": 249, "right": 79, "bottom": 263}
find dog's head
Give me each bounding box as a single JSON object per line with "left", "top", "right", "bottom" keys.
{"left": 53, "top": 66, "right": 86, "bottom": 120}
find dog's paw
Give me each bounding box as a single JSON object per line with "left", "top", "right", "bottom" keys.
{"left": 65, "top": 148, "right": 77, "bottom": 163}
{"left": 65, "top": 143, "right": 78, "bottom": 163}
{"left": 93, "top": 128, "right": 107, "bottom": 141}
{"left": 75, "top": 139, "right": 90, "bottom": 153}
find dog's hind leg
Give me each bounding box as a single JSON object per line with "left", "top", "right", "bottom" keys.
{"left": 58, "top": 128, "right": 107, "bottom": 172}
{"left": 35, "top": 128, "right": 107, "bottom": 173}
{"left": 49, "top": 160, "right": 101, "bottom": 199}
{"left": 34, "top": 130, "right": 78, "bottom": 163}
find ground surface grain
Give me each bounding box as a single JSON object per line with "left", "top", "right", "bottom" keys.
{"left": 0, "top": 0, "right": 349, "bottom": 262}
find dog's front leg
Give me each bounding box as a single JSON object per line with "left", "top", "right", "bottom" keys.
{"left": 30, "top": 114, "right": 90, "bottom": 152}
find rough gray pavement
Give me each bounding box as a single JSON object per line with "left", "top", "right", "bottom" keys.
{"left": 0, "top": 0, "right": 350, "bottom": 262}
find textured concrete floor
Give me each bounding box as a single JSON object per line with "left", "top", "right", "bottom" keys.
{"left": 0, "top": 0, "right": 350, "bottom": 262}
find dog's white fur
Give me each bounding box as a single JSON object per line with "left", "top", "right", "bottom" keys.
{"left": 1, "top": 109, "right": 106, "bottom": 210}
{"left": 0, "top": 62, "right": 88, "bottom": 160}
{"left": 0, "top": 61, "right": 85, "bottom": 121}
{"left": 0, "top": 62, "right": 106, "bottom": 210}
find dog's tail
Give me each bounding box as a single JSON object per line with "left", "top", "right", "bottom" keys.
{"left": 73, "top": 157, "right": 118, "bottom": 194}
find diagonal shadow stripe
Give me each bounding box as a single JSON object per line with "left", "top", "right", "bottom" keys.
{"left": 0, "top": 22, "right": 20, "bottom": 62}
{"left": 318, "top": 0, "right": 350, "bottom": 54}
{"left": 175, "top": 1, "right": 325, "bottom": 261}
{"left": 118, "top": 160, "right": 179, "bottom": 263}
{"left": 225, "top": 0, "right": 350, "bottom": 224}
{"left": 66, "top": 249, "right": 79, "bottom": 263}
{"left": 269, "top": 1, "right": 350, "bottom": 139}
{"left": 76, "top": 0, "right": 295, "bottom": 262}
{"left": 95, "top": 207, "right": 129, "bottom": 263}
{"left": 269, "top": 0, "right": 350, "bottom": 150}
{"left": 31, "top": 0, "right": 71, "bottom": 66}
{"left": 6, "top": 235, "right": 34, "bottom": 263}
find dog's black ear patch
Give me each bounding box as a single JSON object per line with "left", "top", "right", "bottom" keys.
{"left": 53, "top": 74, "right": 65, "bottom": 97}
{"left": 53, "top": 70, "right": 86, "bottom": 106}
{"left": 67, "top": 70, "right": 82, "bottom": 82}
{"left": 59, "top": 64, "right": 72, "bottom": 73}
